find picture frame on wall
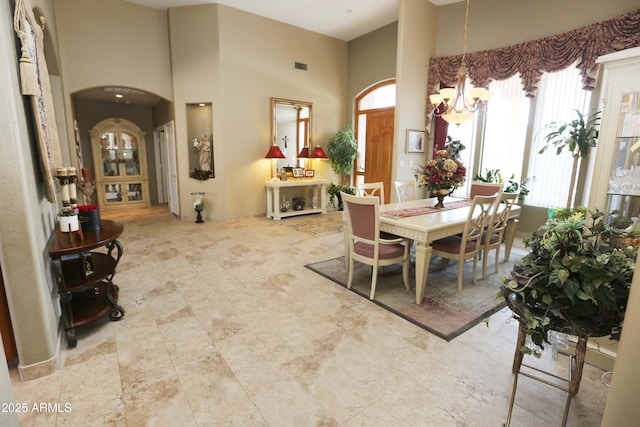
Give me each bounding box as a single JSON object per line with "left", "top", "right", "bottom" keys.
{"left": 406, "top": 129, "right": 425, "bottom": 153}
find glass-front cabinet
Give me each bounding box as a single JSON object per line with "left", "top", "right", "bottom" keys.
{"left": 606, "top": 92, "right": 640, "bottom": 219}
{"left": 587, "top": 47, "right": 640, "bottom": 372}
{"left": 90, "top": 118, "right": 150, "bottom": 210}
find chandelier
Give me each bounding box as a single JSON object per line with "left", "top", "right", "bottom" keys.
{"left": 429, "top": 0, "right": 491, "bottom": 125}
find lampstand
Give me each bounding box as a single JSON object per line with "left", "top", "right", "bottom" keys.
{"left": 191, "top": 192, "right": 205, "bottom": 223}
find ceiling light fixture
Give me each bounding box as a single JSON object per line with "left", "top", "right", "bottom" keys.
{"left": 429, "top": 0, "right": 492, "bottom": 125}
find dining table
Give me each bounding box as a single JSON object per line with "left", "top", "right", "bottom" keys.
{"left": 343, "top": 197, "right": 521, "bottom": 304}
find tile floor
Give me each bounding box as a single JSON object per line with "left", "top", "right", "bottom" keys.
{"left": 10, "top": 206, "right": 610, "bottom": 426}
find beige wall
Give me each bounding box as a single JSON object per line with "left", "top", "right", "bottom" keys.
{"left": 169, "top": 4, "right": 348, "bottom": 219}
{"left": 347, "top": 22, "right": 398, "bottom": 122}
{"left": 54, "top": 0, "right": 172, "bottom": 100}
{"left": 0, "top": 0, "right": 62, "bottom": 382}
{"left": 394, "top": 0, "right": 438, "bottom": 192}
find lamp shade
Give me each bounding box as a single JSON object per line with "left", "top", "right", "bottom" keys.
{"left": 297, "top": 146, "right": 310, "bottom": 158}
{"left": 264, "top": 145, "right": 286, "bottom": 159}
{"left": 310, "top": 145, "right": 328, "bottom": 159}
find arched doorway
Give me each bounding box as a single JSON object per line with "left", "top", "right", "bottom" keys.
{"left": 354, "top": 80, "right": 396, "bottom": 203}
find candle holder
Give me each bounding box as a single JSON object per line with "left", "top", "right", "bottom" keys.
{"left": 191, "top": 192, "right": 205, "bottom": 223}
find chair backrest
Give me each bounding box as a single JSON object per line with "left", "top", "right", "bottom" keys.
{"left": 462, "top": 194, "right": 500, "bottom": 245}
{"left": 341, "top": 192, "right": 380, "bottom": 245}
{"left": 470, "top": 181, "right": 503, "bottom": 199}
{"left": 487, "top": 192, "right": 518, "bottom": 236}
{"left": 394, "top": 180, "right": 417, "bottom": 203}
{"left": 357, "top": 182, "right": 385, "bottom": 204}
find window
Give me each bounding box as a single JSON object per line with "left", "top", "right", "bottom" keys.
{"left": 481, "top": 75, "right": 531, "bottom": 187}
{"left": 447, "top": 66, "right": 591, "bottom": 207}
{"left": 527, "top": 67, "right": 592, "bottom": 207}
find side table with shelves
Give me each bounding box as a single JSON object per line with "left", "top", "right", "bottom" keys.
{"left": 48, "top": 219, "right": 126, "bottom": 348}
{"left": 265, "top": 178, "right": 328, "bottom": 220}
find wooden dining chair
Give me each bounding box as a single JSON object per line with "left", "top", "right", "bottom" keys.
{"left": 341, "top": 192, "right": 410, "bottom": 300}
{"left": 470, "top": 181, "right": 503, "bottom": 198}
{"left": 394, "top": 180, "right": 417, "bottom": 203}
{"left": 430, "top": 194, "right": 500, "bottom": 292}
{"left": 482, "top": 192, "right": 518, "bottom": 279}
{"left": 357, "top": 182, "right": 385, "bottom": 204}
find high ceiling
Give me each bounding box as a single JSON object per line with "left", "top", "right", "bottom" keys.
{"left": 126, "top": 0, "right": 462, "bottom": 41}
{"left": 76, "top": 0, "right": 462, "bottom": 105}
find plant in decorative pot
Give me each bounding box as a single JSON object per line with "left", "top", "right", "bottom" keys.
{"left": 500, "top": 208, "right": 638, "bottom": 356}
{"left": 58, "top": 206, "right": 80, "bottom": 232}
{"left": 539, "top": 109, "right": 600, "bottom": 209}
{"left": 327, "top": 125, "right": 357, "bottom": 210}
{"left": 292, "top": 196, "right": 306, "bottom": 211}
{"left": 328, "top": 183, "right": 355, "bottom": 210}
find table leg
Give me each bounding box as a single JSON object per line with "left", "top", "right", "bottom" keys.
{"left": 273, "top": 187, "right": 281, "bottom": 220}
{"left": 414, "top": 243, "right": 432, "bottom": 304}
{"left": 504, "top": 218, "right": 519, "bottom": 262}
{"left": 343, "top": 217, "right": 350, "bottom": 270}
{"left": 266, "top": 187, "right": 273, "bottom": 218}
{"left": 320, "top": 183, "right": 327, "bottom": 214}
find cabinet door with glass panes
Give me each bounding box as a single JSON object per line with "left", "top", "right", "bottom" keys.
{"left": 90, "top": 118, "right": 150, "bottom": 210}
{"left": 606, "top": 91, "right": 640, "bottom": 219}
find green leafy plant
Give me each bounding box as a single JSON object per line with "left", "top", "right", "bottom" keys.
{"left": 473, "top": 169, "right": 534, "bottom": 202}
{"left": 501, "top": 208, "right": 638, "bottom": 356}
{"left": 328, "top": 183, "right": 355, "bottom": 210}
{"left": 539, "top": 110, "right": 601, "bottom": 209}
{"left": 58, "top": 207, "right": 79, "bottom": 216}
{"left": 327, "top": 125, "right": 357, "bottom": 186}
{"left": 473, "top": 168, "right": 503, "bottom": 184}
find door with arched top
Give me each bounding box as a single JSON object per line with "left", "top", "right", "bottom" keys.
{"left": 355, "top": 80, "right": 395, "bottom": 204}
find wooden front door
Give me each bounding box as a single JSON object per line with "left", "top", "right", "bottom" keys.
{"left": 364, "top": 108, "right": 394, "bottom": 203}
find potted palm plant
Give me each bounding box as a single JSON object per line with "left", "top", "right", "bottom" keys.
{"left": 539, "top": 110, "right": 600, "bottom": 209}
{"left": 501, "top": 208, "right": 638, "bottom": 356}
{"left": 327, "top": 125, "right": 357, "bottom": 210}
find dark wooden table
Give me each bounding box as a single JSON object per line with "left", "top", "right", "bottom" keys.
{"left": 48, "top": 219, "right": 125, "bottom": 347}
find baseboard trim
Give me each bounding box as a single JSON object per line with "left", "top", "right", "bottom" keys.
{"left": 16, "top": 324, "right": 63, "bottom": 381}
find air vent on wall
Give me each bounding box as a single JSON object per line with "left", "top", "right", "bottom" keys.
{"left": 294, "top": 62, "right": 308, "bottom": 71}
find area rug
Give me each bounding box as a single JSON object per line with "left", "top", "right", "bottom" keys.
{"left": 305, "top": 249, "right": 525, "bottom": 341}
{"left": 282, "top": 212, "right": 344, "bottom": 236}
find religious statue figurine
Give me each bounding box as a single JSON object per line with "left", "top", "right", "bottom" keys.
{"left": 194, "top": 134, "right": 212, "bottom": 171}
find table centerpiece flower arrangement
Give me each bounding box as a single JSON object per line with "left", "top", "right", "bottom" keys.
{"left": 415, "top": 139, "right": 466, "bottom": 208}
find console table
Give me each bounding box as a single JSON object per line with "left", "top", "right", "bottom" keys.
{"left": 265, "top": 178, "right": 328, "bottom": 220}
{"left": 48, "top": 219, "right": 125, "bottom": 347}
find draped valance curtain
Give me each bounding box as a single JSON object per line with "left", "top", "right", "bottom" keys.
{"left": 426, "top": 9, "right": 640, "bottom": 138}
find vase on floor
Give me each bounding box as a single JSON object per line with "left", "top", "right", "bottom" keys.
{"left": 433, "top": 188, "right": 451, "bottom": 208}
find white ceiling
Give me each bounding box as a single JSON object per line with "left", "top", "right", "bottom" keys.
{"left": 125, "top": 0, "right": 462, "bottom": 41}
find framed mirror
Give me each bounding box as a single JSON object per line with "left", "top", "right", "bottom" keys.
{"left": 271, "top": 98, "right": 312, "bottom": 171}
